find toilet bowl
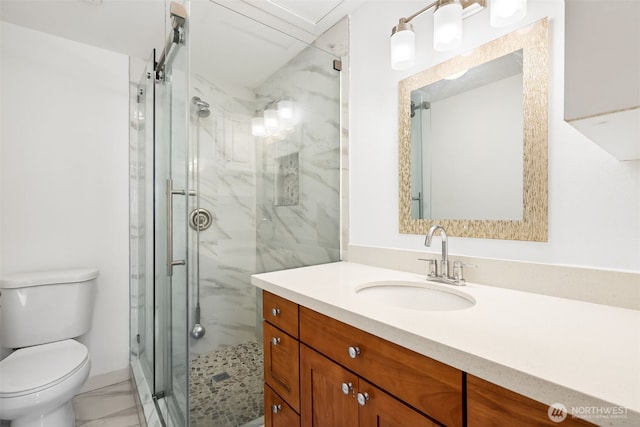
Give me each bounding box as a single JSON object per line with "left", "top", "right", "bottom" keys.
{"left": 0, "top": 268, "right": 98, "bottom": 427}
{"left": 0, "top": 340, "right": 91, "bottom": 427}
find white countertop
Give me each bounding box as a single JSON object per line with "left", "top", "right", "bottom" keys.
{"left": 251, "top": 261, "right": 640, "bottom": 427}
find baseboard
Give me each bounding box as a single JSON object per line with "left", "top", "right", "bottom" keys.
{"left": 79, "top": 367, "right": 131, "bottom": 394}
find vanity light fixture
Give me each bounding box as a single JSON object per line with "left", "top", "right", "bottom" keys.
{"left": 390, "top": 0, "right": 527, "bottom": 70}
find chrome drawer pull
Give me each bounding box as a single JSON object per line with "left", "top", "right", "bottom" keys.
{"left": 271, "top": 337, "right": 281, "bottom": 346}
{"left": 348, "top": 346, "right": 361, "bottom": 359}
{"left": 356, "top": 392, "right": 370, "bottom": 406}
{"left": 271, "top": 307, "right": 281, "bottom": 316}
{"left": 341, "top": 382, "right": 353, "bottom": 395}
{"left": 272, "top": 404, "right": 282, "bottom": 414}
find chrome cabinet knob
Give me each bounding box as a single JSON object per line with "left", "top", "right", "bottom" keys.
{"left": 348, "top": 346, "right": 361, "bottom": 359}
{"left": 356, "top": 392, "right": 370, "bottom": 406}
{"left": 271, "top": 337, "right": 281, "bottom": 346}
{"left": 271, "top": 307, "right": 281, "bottom": 316}
{"left": 272, "top": 404, "right": 282, "bottom": 414}
{"left": 341, "top": 382, "right": 353, "bottom": 395}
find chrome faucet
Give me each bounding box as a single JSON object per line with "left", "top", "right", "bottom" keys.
{"left": 425, "top": 224, "right": 449, "bottom": 278}
{"left": 422, "top": 224, "right": 471, "bottom": 286}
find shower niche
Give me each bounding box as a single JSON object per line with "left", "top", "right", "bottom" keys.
{"left": 274, "top": 152, "right": 300, "bottom": 207}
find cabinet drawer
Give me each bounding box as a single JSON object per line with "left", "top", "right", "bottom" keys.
{"left": 264, "top": 322, "right": 300, "bottom": 412}
{"left": 265, "top": 384, "right": 300, "bottom": 427}
{"left": 263, "top": 291, "right": 299, "bottom": 338}
{"left": 467, "top": 375, "right": 595, "bottom": 426}
{"left": 300, "top": 307, "right": 463, "bottom": 427}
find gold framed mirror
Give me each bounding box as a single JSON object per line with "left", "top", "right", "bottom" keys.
{"left": 399, "top": 18, "right": 548, "bottom": 241}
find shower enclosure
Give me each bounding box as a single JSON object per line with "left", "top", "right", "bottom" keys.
{"left": 130, "top": 1, "right": 345, "bottom": 426}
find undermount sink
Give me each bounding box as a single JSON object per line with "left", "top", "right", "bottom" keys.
{"left": 355, "top": 281, "right": 475, "bottom": 311}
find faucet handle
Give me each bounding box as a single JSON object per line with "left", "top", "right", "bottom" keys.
{"left": 418, "top": 258, "right": 438, "bottom": 277}
{"left": 452, "top": 261, "right": 477, "bottom": 283}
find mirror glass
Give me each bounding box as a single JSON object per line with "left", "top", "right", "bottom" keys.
{"left": 410, "top": 50, "right": 523, "bottom": 221}
{"left": 399, "top": 19, "right": 549, "bottom": 241}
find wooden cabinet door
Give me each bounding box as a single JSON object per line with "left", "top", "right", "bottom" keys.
{"left": 264, "top": 322, "right": 300, "bottom": 412}
{"left": 300, "top": 344, "right": 359, "bottom": 427}
{"left": 358, "top": 379, "right": 439, "bottom": 427}
{"left": 467, "top": 375, "right": 594, "bottom": 426}
{"left": 265, "top": 385, "right": 300, "bottom": 427}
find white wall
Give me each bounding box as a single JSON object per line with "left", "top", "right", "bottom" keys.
{"left": 0, "top": 22, "right": 130, "bottom": 378}
{"left": 349, "top": 1, "right": 640, "bottom": 272}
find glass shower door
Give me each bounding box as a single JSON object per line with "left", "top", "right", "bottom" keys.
{"left": 130, "top": 50, "right": 156, "bottom": 403}
{"left": 155, "top": 39, "right": 190, "bottom": 426}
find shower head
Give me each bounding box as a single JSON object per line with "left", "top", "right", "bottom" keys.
{"left": 192, "top": 96, "right": 211, "bottom": 118}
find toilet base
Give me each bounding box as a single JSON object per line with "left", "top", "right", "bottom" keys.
{"left": 10, "top": 401, "right": 74, "bottom": 427}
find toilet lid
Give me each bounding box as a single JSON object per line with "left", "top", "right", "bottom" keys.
{"left": 0, "top": 339, "right": 89, "bottom": 397}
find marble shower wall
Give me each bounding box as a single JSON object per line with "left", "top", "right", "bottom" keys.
{"left": 189, "top": 44, "right": 341, "bottom": 356}
{"left": 189, "top": 74, "right": 258, "bottom": 356}
{"left": 255, "top": 45, "right": 341, "bottom": 273}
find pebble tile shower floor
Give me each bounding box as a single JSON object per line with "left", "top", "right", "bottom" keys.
{"left": 190, "top": 340, "right": 264, "bottom": 427}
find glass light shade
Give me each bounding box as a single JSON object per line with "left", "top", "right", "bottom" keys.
{"left": 263, "top": 109, "right": 278, "bottom": 130}
{"left": 490, "top": 0, "right": 527, "bottom": 27}
{"left": 277, "top": 100, "right": 294, "bottom": 120}
{"left": 390, "top": 29, "right": 415, "bottom": 71}
{"left": 251, "top": 117, "right": 265, "bottom": 136}
{"left": 433, "top": 1, "right": 462, "bottom": 52}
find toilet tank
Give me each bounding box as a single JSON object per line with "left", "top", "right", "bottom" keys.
{"left": 0, "top": 268, "right": 98, "bottom": 348}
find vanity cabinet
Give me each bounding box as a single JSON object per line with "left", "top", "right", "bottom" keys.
{"left": 300, "top": 344, "right": 438, "bottom": 427}
{"left": 262, "top": 291, "right": 595, "bottom": 427}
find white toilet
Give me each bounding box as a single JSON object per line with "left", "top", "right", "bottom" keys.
{"left": 0, "top": 268, "right": 98, "bottom": 427}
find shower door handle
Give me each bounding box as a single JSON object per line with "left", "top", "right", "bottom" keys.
{"left": 167, "top": 178, "right": 187, "bottom": 276}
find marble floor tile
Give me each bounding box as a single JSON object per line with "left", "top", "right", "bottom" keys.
{"left": 73, "top": 380, "right": 142, "bottom": 427}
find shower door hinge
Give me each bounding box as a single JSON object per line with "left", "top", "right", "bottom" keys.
{"left": 333, "top": 59, "right": 342, "bottom": 72}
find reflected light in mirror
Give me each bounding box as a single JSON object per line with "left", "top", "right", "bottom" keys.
{"left": 251, "top": 117, "right": 266, "bottom": 136}
{"left": 264, "top": 109, "right": 278, "bottom": 130}
{"left": 433, "top": 0, "right": 462, "bottom": 51}
{"left": 444, "top": 69, "right": 468, "bottom": 80}
{"left": 490, "top": 0, "right": 527, "bottom": 27}
{"left": 277, "top": 100, "right": 294, "bottom": 120}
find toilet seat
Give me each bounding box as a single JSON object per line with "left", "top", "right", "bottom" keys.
{"left": 0, "top": 339, "right": 89, "bottom": 398}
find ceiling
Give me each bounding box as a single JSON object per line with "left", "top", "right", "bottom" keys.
{"left": 1, "top": 0, "right": 362, "bottom": 87}
{"left": 0, "top": 0, "right": 168, "bottom": 60}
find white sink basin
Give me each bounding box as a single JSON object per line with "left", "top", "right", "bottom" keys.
{"left": 355, "top": 281, "right": 475, "bottom": 311}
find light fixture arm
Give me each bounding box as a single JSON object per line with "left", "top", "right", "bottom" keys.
{"left": 400, "top": 0, "right": 440, "bottom": 26}
{"left": 395, "top": 0, "right": 486, "bottom": 29}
